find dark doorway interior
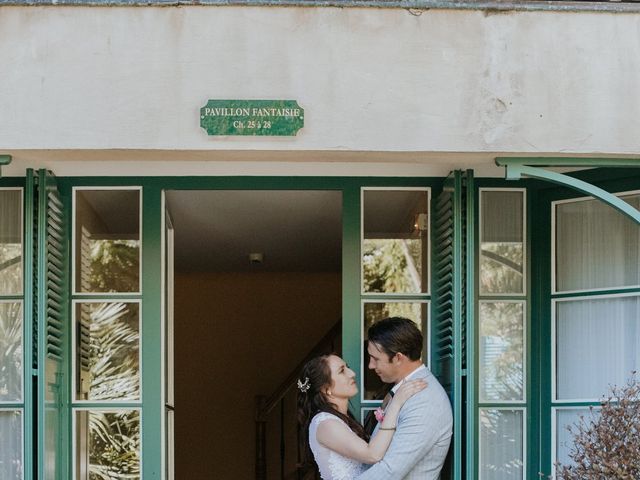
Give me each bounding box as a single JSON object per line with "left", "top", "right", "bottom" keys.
{"left": 166, "top": 190, "right": 342, "bottom": 480}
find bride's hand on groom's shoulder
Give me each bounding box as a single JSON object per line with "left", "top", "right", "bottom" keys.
{"left": 393, "top": 379, "right": 428, "bottom": 407}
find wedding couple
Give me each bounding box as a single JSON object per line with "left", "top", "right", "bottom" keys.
{"left": 298, "top": 317, "right": 453, "bottom": 480}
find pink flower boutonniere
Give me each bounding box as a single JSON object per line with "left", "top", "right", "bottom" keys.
{"left": 374, "top": 407, "right": 385, "bottom": 423}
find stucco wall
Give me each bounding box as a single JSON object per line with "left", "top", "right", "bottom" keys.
{"left": 174, "top": 271, "right": 341, "bottom": 479}
{"left": 1, "top": 6, "right": 639, "bottom": 159}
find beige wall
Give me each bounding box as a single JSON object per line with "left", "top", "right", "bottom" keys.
{"left": 174, "top": 271, "right": 341, "bottom": 479}
{"left": 2, "top": 6, "right": 640, "bottom": 160}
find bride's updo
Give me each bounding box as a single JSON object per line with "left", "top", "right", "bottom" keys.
{"left": 297, "top": 355, "right": 368, "bottom": 469}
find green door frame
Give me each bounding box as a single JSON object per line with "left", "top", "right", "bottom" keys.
{"left": 53, "top": 175, "right": 442, "bottom": 479}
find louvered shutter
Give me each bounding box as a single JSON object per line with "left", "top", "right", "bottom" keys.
{"left": 29, "top": 168, "right": 69, "bottom": 480}
{"left": 432, "top": 170, "right": 474, "bottom": 480}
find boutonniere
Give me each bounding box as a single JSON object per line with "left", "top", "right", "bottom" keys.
{"left": 374, "top": 407, "right": 385, "bottom": 423}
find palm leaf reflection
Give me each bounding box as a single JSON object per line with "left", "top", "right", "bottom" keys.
{"left": 84, "top": 302, "right": 140, "bottom": 479}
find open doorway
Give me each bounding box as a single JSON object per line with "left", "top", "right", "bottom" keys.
{"left": 164, "top": 190, "right": 342, "bottom": 479}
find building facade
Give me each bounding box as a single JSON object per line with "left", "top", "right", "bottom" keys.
{"left": 1, "top": 2, "right": 640, "bottom": 479}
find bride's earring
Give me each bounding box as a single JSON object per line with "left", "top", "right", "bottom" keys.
{"left": 327, "top": 391, "right": 332, "bottom": 397}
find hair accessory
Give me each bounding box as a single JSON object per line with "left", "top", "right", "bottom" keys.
{"left": 297, "top": 377, "right": 311, "bottom": 393}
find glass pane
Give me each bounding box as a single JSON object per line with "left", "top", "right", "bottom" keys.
{"left": 363, "top": 190, "right": 429, "bottom": 294}
{"left": 0, "top": 189, "right": 22, "bottom": 296}
{"left": 75, "top": 189, "right": 140, "bottom": 293}
{"left": 555, "top": 408, "right": 600, "bottom": 473}
{"left": 480, "top": 190, "right": 524, "bottom": 295}
{"left": 0, "top": 410, "right": 23, "bottom": 480}
{"left": 556, "top": 193, "right": 640, "bottom": 292}
{"left": 0, "top": 302, "right": 23, "bottom": 402}
{"left": 479, "top": 409, "right": 524, "bottom": 480}
{"left": 479, "top": 302, "right": 524, "bottom": 402}
{"left": 75, "top": 410, "right": 140, "bottom": 480}
{"left": 76, "top": 302, "right": 140, "bottom": 401}
{"left": 45, "top": 407, "right": 58, "bottom": 480}
{"left": 556, "top": 296, "right": 640, "bottom": 400}
{"left": 166, "top": 409, "right": 174, "bottom": 480}
{"left": 363, "top": 302, "right": 427, "bottom": 400}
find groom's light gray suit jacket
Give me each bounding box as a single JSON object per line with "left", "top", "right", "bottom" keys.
{"left": 356, "top": 366, "right": 453, "bottom": 480}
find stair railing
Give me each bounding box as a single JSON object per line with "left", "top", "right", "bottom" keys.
{"left": 255, "top": 319, "right": 341, "bottom": 480}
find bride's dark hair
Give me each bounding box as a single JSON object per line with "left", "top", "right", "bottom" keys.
{"left": 297, "top": 354, "right": 369, "bottom": 470}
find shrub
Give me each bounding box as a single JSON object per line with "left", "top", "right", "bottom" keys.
{"left": 556, "top": 373, "right": 640, "bottom": 480}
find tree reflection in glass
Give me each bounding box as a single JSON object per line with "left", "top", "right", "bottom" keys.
{"left": 363, "top": 302, "right": 427, "bottom": 400}
{"left": 0, "top": 302, "right": 22, "bottom": 402}
{"left": 479, "top": 302, "right": 524, "bottom": 402}
{"left": 75, "top": 190, "right": 140, "bottom": 294}
{"left": 362, "top": 190, "right": 429, "bottom": 294}
{"left": 77, "top": 302, "right": 140, "bottom": 402}
{"left": 77, "top": 410, "right": 140, "bottom": 480}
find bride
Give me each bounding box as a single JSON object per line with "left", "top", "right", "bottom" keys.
{"left": 297, "top": 354, "right": 427, "bottom": 480}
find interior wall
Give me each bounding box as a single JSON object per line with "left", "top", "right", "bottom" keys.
{"left": 174, "top": 271, "right": 341, "bottom": 480}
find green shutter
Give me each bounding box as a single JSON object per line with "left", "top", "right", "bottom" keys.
{"left": 30, "top": 168, "right": 69, "bottom": 480}
{"left": 432, "top": 170, "right": 474, "bottom": 480}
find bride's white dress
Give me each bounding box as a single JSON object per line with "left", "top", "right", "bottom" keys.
{"left": 309, "top": 412, "right": 367, "bottom": 480}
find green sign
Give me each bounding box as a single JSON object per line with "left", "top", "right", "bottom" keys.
{"left": 200, "top": 100, "right": 304, "bottom": 136}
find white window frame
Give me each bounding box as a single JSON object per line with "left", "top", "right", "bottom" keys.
{"left": 551, "top": 189, "right": 640, "bottom": 296}
{"left": 71, "top": 186, "right": 143, "bottom": 296}
{"left": 479, "top": 188, "right": 527, "bottom": 297}
{"left": 478, "top": 299, "right": 527, "bottom": 404}
{"left": 478, "top": 406, "right": 527, "bottom": 480}
{"left": 551, "top": 291, "right": 640, "bottom": 403}
{"left": 72, "top": 407, "right": 143, "bottom": 480}
{"left": 360, "top": 298, "right": 430, "bottom": 404}
{"left": 360, "top": 187, "right": 431, "bottom": 297}
{"left": 71, "top": 299, "right": 144, "bottom": 405}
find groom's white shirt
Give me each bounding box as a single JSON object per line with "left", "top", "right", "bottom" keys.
{"left": 390, "top": 364, "right": 426, "bottom": 395}
{"left": 356, "top": 365, "right": 453, "bottom": 480}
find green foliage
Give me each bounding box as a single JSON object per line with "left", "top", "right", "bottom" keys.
{"left": 89, "top": 411, "right": 140, "bottom": 480}
{"left": 88, "top": 240, "right": 139, "bottom": 293}
{"left": 363, "top": 239, "right": 423, "bottom": 293}
{"left": 84, "top": 241, "right": 141, "bottom": 479}
{"left": 88, "top": 303, "right": 140, "bottom": 401}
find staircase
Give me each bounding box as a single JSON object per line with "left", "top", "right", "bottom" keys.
{"left": 255, "top": 319, "right": 341, "bottom": 480}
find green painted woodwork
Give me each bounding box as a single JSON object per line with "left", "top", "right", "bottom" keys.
{"left": 0, "top": 154, "right": 10, "bottom": 177}
{"left": 432, "top": 170, "right": 472, "bottom": 480}
{"left": 496, "top": 158, "right": 640, "bottom": 225}
{"left": 200, "top": 100, "right": 304, "bottom": 136}
{"left": 33, "top": 169, "right": 69, "bottom": 480}
{"left": 24, "top": 171, "right": 35, "bottom": 480}
{"left": 142, "top": 185, "right": 163, "bottom": 479}
{"left": 496, "top": 157, "right": 640, "bottom": 168}
{"left": 464, "top": 170, "right": 475, "bottom": 480}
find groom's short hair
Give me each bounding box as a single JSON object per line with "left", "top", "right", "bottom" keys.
{"left": 368, "top": 317, "right": 423, "bottom": 361}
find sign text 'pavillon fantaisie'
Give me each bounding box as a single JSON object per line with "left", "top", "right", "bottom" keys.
{"left": 200, "top": 100, "right": 304, "bottom": 136}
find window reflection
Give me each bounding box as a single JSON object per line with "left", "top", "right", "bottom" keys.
{"left": 0, "top": 302, "right": 23, "bottom": 403}
{"left": 0, "top": 410, "right": 22, "bottom": 480}
{"left": 479, "top": 302, "right": 524, "bottom": 402}
{"left": 362, "top": 302, "right": 427, "bottom": 400}
{"left": 479, "top": 409, "right": 524, "bottom": 480}
{"left": 555, "top": 193, "right": 640, "bottom": 292}
{"left": 362, "top": 190, "right": 429, "bottom": 294}
{"left": 75, "top": 302, "right": 140, "bottom": 401}
{"left": 0, "top": 190, "right": 22, "bottom": 296}
{"left": 480, "top": 190, "right": 524, "bottom": 295}
{"left": 75, "top": 410, "right": 140, "bottom": 480}
{"left": 75, "top": 190, "right": 140, "bottom": 293}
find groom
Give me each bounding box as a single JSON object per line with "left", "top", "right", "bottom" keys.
{"left": 357, "top": 317, "right": 453, "bottom": 480}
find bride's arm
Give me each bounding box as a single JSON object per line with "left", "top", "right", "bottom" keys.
{"left": 316, "top": 379, "right": 426, "bottom": 464}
